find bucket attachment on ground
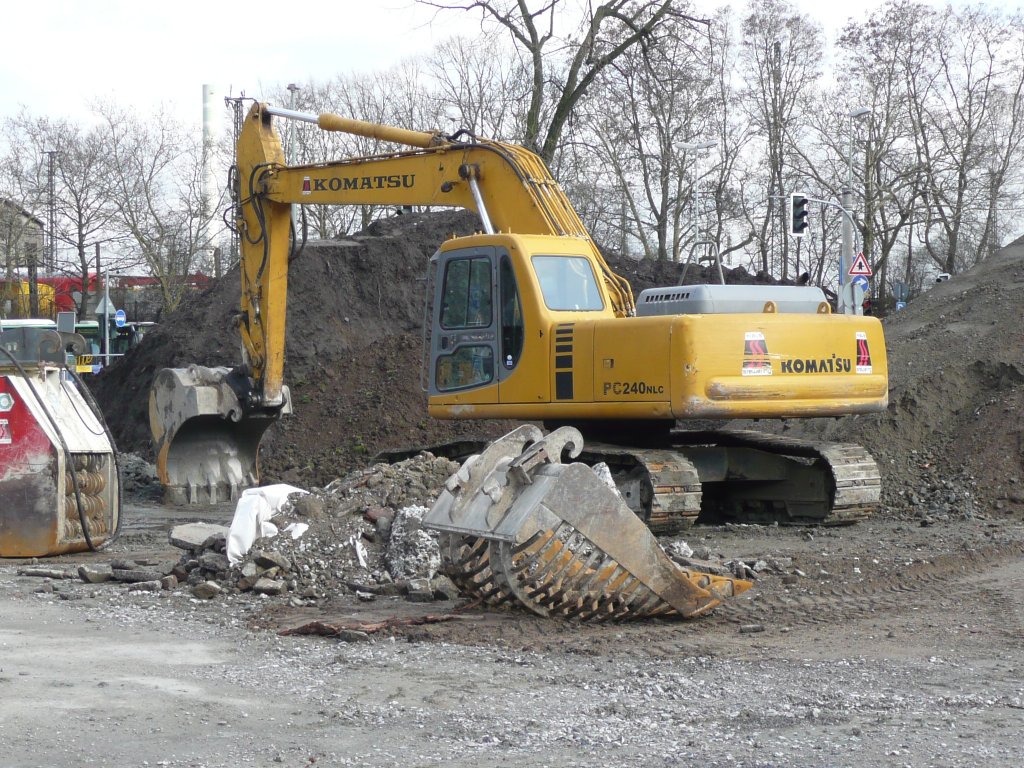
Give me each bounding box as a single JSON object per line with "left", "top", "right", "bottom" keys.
{"left": 1, "top": 326, "right": 120, "bottom": 557}
{"left": 423, "top": 425, "right": 751, "bottom": 621}
{"left": 149, "top": 366, "right": 291, "bottom": 505}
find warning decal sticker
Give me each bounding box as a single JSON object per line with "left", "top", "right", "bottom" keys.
{"left": 741, "top": 331, "right": 772, "bottom": 376}
{"left": 856, "top": 331, "right": 873, "bottom": 374}
{"left": 0, "top": 418, "right": 10, "bottom": 445}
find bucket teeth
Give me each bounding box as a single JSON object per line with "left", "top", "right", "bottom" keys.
{"left": 425, "top": 426, "right": 751, "bottom": 622}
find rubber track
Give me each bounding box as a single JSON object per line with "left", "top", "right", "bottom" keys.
{"left": 686, "top": 429, "right": 883, "bottom": 524}
{"left": 586, "top": 430, "right": 882, "bottom": 529}
{"left": 581, "top": 444, "right": 702, "bottom": 535}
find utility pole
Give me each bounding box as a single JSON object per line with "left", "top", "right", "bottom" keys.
{"left": 840, "top": 108, "right": 870, "bottom": 314}
{"left": 225, "top": 95, "right": 247, "bottom": 271}
{"left": 287, "top": 83, "right": 302, "bottom": 235}
{"left": 46, "top": 150, "right": 57, "bottom": 274}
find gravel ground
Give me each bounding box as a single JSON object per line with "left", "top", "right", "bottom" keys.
{"left": 2, "top": 497, "right": 1022, "bottom": 768}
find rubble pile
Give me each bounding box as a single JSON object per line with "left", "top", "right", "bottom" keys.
{"left": 171, "top": 452, "right": 462, "bottom": 605}
{"left": 117, "top": 452, "right": 161, "bottom": 499}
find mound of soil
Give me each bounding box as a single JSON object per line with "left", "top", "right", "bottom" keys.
{"left": 92, "top": 211, "right": 1024, "bottom": 515}
{"left": 786, "top": 242, "right": 1024, "bottom": 515}
{"left": 94, "top": 211, "right": 518, "bottom": 486}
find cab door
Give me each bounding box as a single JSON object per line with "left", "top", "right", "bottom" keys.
{"left": 428, "top": 246, "right": 500, "bottom": 398}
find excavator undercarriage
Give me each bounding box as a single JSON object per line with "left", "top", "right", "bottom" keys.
{"left": 580, "top": 429, "right": 881, "bottom": 535}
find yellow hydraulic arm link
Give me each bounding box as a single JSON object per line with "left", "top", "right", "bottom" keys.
{"left": 234, "top": 102, "right": 634, "bottom": 406}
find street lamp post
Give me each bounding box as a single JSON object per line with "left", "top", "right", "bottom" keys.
{"left": 840, "top": 107, "right": 870, "bottom": 314}
{"left": 287, "top": 84, "right": 302, "bottom": 233}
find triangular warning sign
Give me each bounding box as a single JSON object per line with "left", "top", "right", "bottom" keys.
{"left": 849, "top": 252, "right": 872, "bottom": 277}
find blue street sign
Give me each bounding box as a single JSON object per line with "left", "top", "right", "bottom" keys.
{"left": 896, "top": 301, "right": 907, "bottom": 311}
{"left": 114, "top": 309, "right": 127, "bottom": 328}
{"left": 851, "top": 275, "right": 869, "bottom": 292}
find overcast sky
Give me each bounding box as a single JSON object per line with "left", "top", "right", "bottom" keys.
{"left": 1, "top": 0, "right": 970, "bottom": 128}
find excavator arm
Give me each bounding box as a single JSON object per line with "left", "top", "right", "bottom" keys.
{"left": 235, "top": 102, "right": 633, "bottom": 402}
{"left": 151, "top": 101, "right": 635, "bottom": 505}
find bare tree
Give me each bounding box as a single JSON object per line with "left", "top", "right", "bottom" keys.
{"left": 98, "top": 103, "right": 208, "bottom": 312}
{"left": 427, "top": 34, "right": 527, "bottom": 140}
{"left": 1, "top": 111, "right": 123, "bottom": 316}
{"left": 584, "top": 15, "right": 717, "bottom": 261}
{"left": 419, "top": 0, "right": 708, "bottom": 164}
{"left": 903, "top": 4, "right": 1024, "bottom": 274}
{"left": 738, "top": 0, "right": 824, "bottom": 277}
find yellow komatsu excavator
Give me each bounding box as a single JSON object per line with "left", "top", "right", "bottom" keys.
{"left": 149, "top": 102, "right": 888, "bottom": 619}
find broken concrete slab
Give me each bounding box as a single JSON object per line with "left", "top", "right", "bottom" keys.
{"left": 169, "top": 523, "right": 230, "bottom": 551}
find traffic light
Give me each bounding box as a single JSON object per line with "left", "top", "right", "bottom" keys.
{"left": 790, "top": 193, "right": 809, "bottom": 237}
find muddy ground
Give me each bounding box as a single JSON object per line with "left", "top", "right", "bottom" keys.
{"left": 3, "top": 214, "right": 1023, "bottom": 766}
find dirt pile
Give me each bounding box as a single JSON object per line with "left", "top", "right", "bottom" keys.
{"left": 92, "top": 211, "right": 1024, "bottom": 515}
{"left": 93, "top": 210, "right": 517, "bottom": 486}
{"left": 782, "top": 241, "right": 1024, "bottom": 517}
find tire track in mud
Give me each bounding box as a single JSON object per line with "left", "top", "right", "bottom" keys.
{"left": 395, "top": 538, "right": 1024, "bottom": 656}
{"left": 704, "top": 541, "right": 1024, "bottom": 633}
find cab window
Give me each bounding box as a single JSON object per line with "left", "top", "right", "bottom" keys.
{"left": 440, "top": 256, "right": 492, "bottom": 329}
{"left": 499, "top": 255, "right": 523, "bottom": 369}
{"left": 435, "top": 345, "right": 493, "bottom": 391}
{"left": 531, "top": 255, "right": 604, "bottom": 311}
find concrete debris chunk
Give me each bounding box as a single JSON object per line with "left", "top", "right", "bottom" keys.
{"left": 252, "top": 550, "right": 291, "bottom": 571}
{"left": 253, "top": 578, "right": 287, "bottom": 596}
{"left": 406, "top": 578, "right": 435, "bottom": 603}
{"left": 111, "top": 568, "right": 165, "bottom": 584}
{"left": 169, "top": 522, "right": 230, "bottom": 551}
{"left": 665, "top": 540, "right": 693, "bottom": 560}
{"left": 78, "top": 565, "right": 114, "bottom": 584}
{"left": 385, "top": 505, "right": 440, "bottom": 581}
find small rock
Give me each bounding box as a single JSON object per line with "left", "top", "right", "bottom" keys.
{"left": 78, "top": 565, "right": 113, "bottom": 584}
{"left": 111, "top": 568, "right": 165, "bottom": 584}
{"left": 129, "top": 580, "right": 163, "bottom": 592}
{"left": 739, "top": 623, "right": 765, "bottom": 634}
{"left": 200, "top": 532, "right": 227, "bottom": 553}
{"left": 160, "top": 575, "right": 178, "bottom": 591}
{"left": 407, "top": 577, "right": 434, "bottom": 602}
{"left": 665, "top": 541, "right": 693, "bottom": 560}
{"left": 290, "top": 494, "right": 325, "bottom": 518}
{"left": 237, "top": 574, "right": 260, "bottom": 592}
{"left": 430, "top": 575, "right": 462, "bottom": 601}
{"left": 192, "top": 581, "right": 222, "bottom": 600}
{"left": 691, "top": 545, "right": 712, "bottom": 560}
{"left": 198, "top": 552, "right": 231, "bottom": 573}
{"left": 253, "top": 578, "right": 286, "bottom": 596}
{"left": 252, "top": 550, "right": 292, "bottom": 572}
{"left": 334, "top": 630, "right": 371, "bottom": 643}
